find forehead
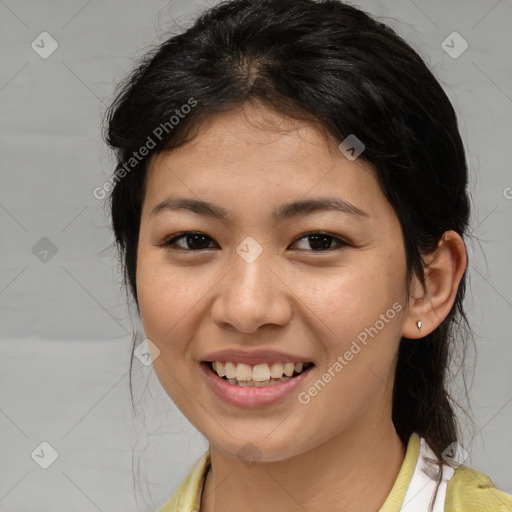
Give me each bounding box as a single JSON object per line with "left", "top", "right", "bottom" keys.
{"left": 143, "top": 105, "right": 388, "bottom": 221}
{"left": 149, "top": 105, "right": 372, "bottom": 172}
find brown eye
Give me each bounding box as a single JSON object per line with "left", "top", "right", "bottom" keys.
{"left": 291, "top": 232, "right": 348, "bottom": 252}
{"left": 163, "top": 232, "right": 217, "bottom": 251}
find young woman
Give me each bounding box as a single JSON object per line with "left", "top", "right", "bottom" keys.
{"left": 103, "top": 0, "right": 512, "bottom": 510}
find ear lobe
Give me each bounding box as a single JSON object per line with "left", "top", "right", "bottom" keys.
{"left": 402, "top": 230, "right": 467, "bottom": 339}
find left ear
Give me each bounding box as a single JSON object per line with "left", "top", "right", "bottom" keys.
{"left": 402, "top": 230, "right": 468, "bottom": 339}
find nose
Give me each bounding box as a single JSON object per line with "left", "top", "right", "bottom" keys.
{"left": 210, "top": 249, "right": 292, "bottom": 334}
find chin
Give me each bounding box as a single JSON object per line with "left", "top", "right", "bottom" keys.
{"left": 210, "top": 433, "right": 311, "bottom": 464}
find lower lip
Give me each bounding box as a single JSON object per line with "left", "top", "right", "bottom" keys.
{"left": 200, "top": 362, "right": 314, "bottom": 409}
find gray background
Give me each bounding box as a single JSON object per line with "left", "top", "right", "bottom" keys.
{"left": 0, "top": 0, "right": 511, "bottom": 510}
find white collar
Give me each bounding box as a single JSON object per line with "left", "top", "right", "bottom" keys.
{"left": 399, "top": 437, "right": 455, "bottom": 512}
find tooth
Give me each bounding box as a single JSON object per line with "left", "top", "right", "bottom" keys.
{"left": 214, "top": 361, "right": 310, "bottom": 380}
{"left": 269, "top": 362, "right": 284, "bottom": 378}
{"left": 252, "top": 363, "right": 271, "bottom": 381}
{"left": 280, "top": 376, "right": 292, "bottom": 382}
{"left": 225, "top": 362, "right": 236, "bottom": 379}
{"left": 235, "top": 363, "right": 252, "bottom": 381}
{"left": 283, "top": 362, "right": 295, "bottom": 377}
{"left": 216, "top": 361, "right": 226, "bottom": 377}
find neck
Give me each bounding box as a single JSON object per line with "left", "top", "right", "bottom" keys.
{"left": 201, "top": 418, "right": 406, "bottom": 512}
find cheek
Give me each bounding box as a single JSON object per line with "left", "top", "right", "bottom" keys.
{"left": 298, "top": 272, "right": 404, "bottom": 433}
{"left": 136, "top": 259, "right": 202, "bottom": 408}
{"left": 136, "top": 255, "right": 205, "bottom": 337}
{"left": 137, "top": 267, "right": 173, "bottom": 335}
{"left": 303, "top": 262, "right": 403, "bottom": 334}
{"left": 300, "top": 258, "right": 406, "bottom": 392}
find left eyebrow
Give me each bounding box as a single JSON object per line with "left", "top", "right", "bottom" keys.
{"left": 273, "top": 197, "right": 369, "bottom": 221}
{"left": 149, "top": 196, "right": 369, "bottom": 222}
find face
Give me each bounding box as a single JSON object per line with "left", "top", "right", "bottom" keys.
{"left": 136, "top": 104, "right": 410, "bottom": 462}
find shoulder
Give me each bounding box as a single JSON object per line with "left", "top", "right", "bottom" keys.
{"left": 446, "top": 464, "right": 512, "bottom": 512}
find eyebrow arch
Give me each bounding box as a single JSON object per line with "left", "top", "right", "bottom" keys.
{"left": 149, "top": 196, "right": 369, "bottom": 222}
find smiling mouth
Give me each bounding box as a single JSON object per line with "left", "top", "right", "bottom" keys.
{"left": 203, "top": 361, "right": 314, "bottom": 387}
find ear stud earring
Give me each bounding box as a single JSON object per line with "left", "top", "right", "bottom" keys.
{"left": 417, "top": 320, "right": 422, "bottom": 331}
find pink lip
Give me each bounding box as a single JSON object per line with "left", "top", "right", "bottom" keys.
{"left": 201, "top": 349, "right": 313, "bottom": 366}
{"left": 200, "top": 362, "right": 314, "bottom": 408}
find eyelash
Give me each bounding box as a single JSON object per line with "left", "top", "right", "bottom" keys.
{"left": 160, "top": 231, "right": 350, "bottom": 253}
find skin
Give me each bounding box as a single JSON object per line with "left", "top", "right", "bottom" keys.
{"left": 136, "top": 103, "right": 467, "bottom": 512}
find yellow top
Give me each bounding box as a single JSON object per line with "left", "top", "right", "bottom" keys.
{"left": 157, "top": 433, "right": 512, "bottom": 511}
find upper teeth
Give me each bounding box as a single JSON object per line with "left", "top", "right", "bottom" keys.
{"left": 211, "top": 361, "right": 308, "bottom": 381}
